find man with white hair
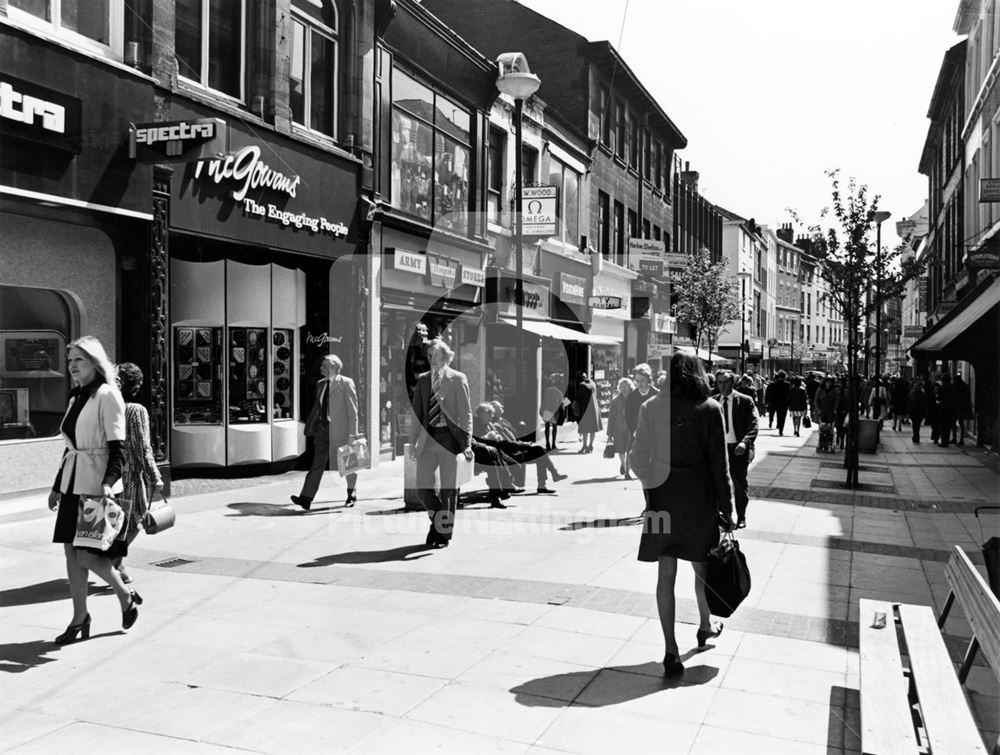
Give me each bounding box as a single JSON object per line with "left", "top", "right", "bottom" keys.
{"left": 409, "top": 339, "right": 473, "bottom": 547}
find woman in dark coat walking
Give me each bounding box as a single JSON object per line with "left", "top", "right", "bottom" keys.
{"left": 573, "top": 372, "right": 603, "bottom": 453}
{"left": 629, "top": 353, "right": 735, "bottom": 678}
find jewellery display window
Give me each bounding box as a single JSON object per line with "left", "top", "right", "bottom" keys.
{"left": 271, "top": 329, "right": 294, "bottom": 420}
{"left": 173, "top": 327, "right": 223, "bottom": 425}
{"left": 228, "top": 327, "right": 269, "bottom": 424}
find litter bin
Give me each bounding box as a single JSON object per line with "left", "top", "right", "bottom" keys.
{"left": 857, "top": 418, "right": 879, "bottom": 453}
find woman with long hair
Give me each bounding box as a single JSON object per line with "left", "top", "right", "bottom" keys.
{"left": 113, "top": 362, "right": 164, "bottom": 585}
{"left": 629, "top": 352, "right": 735, "bottom": 677}
{"left": 605, "top": 377, "right": 635, "bottom": 478}
{"left": 48, "top": 337, "right": 140, "bottom": 644}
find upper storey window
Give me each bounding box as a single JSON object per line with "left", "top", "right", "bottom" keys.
{"left": 176, "top": 0, "right": 245, "bottom": 100}
{"left": 8, "top": 0, "right": 124, "bottom": 57}
{"left": 290, "top": 0, "right": 338, "bottom": 138}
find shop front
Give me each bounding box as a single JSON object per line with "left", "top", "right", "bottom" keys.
{"left": 378, "top": 230, "right": 487, "bottom": 456}
{"left": 590, "top": 265, "right": 635, "bottom": 414}
{"left": 646, "top": 312, "right": 677, "bottom": 374}
{"left": 542, "top": 251, "right": 594, "bottom": 414}
{"left": 0, "top": 32, "right": 154, "bottom": 494}
{"left": 165, "top": 106, "right": 360, "bottom": 470}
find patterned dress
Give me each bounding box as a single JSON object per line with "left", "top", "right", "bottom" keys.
{"left": 122, "top": 402, "right": 162, "bottom": 538}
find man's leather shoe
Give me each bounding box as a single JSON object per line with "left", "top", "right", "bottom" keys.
{"left": 736, "top": 518, "right": 747, "bottom": 529}
{"left": 291, "top": 495, "right": 312, "bottom": 511}
{"left": 499, "top": 490, "right": 512, "bottom": 500}
{"left": 509, "top": 487, "right": 525, "bottom": 495}
{"left": 536, "top": 487, "right": 556, "bottom": 494}
{"left": 490, "top": 500, "right": 508, "bottom": 509}
{"left": 551, "top": 472, "right": 568, "bottom": 482}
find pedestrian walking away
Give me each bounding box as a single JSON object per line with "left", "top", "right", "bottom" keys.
{"left": 292, "top": 354, "right": 360, "bottom": 511}
{"left": 48, "top": 336, "right": 140, "bottom": 645}
{"left": 629, "top": 352, "right": 735, "bottom": 678}
{"left": 890, "top": 376, "right": 909, "bottom": 432}
{"left": 113, "top": 362, "right": 164, "bottom": 586}
{"left": 813, "top": 377, "right": 838, "bottom": 452}
{"left": 409, "top": 339, "right": 473, "bottom": 548}
{"left": 788, "top": 376, "right": 808, "bottom": 436}
{"left": 712, "top": 371, "right": 758, "bottom": 529}
{"left": 907, "top": 381, "right": 930, "bottom": 444}
{"left": 952, "top": 374, "right": 973, "bottom": 446}
{"left": 767, "top": 371, "right": 790, "bottom": 435}
{"left": 573, "top": 371, "right": 603, "bottom": 453}
{"left": 606, "top": 377, "right": 635, "bottom": 478}
{"left": 539, "top": 373, "right": 567, "bottom": 450}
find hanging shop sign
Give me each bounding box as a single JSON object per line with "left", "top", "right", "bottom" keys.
{"left": 557, "top": 272, "right": 587, "bottom": 305}
{"left": 460, "top": 264, "right": 486, "bottom": 287}
{"left": 980, "top": 178, "right": 1000, "bottom": 202}
{"left": 487, "top": 276, "right": 551, "bottom": 319}
{"left": 966, "top": 240, "right": 1000, "bottom": 269}
{"left": 521, "top": 186, "right": 557, "bottom": 236}
{"left": 589, "top": 295, "right": 622, "bottom": 310}
{"left": 129, "top": 118, "right": 227, "bottom": 162}
{"left": 0, "top": 75, "right": 82, "bottom": 153}
{"left": 388, "top": 248, "right": 427, "bottom": 275}
{"left": 427, "top": 255, "right": 459, "bottom": 288}
{"left": 627, "top": 238, "right": 664, "bottom": 276}
{"left": 903, "top": 325, "right": 924, "bottom": 339}
{"left": 651, "top": 313, "right": 677, "bottom": 334}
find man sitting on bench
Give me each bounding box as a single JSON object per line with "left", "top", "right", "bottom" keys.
{"left": 476, "top": 402, "right": 567, "bottom": 495}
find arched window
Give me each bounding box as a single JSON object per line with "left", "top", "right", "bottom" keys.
{"left": 290, "top": 0, "right": 339, "bottom": 138}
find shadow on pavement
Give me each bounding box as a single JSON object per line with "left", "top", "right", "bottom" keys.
{"left": 559, "top": 517, "right": 643, "bottom": 531}
{"left": 1, "top": 632, "right": 126, "bottom": 674}
{"left": 828, "top": 685, "right": 862, "bottom": 751}
{"left": 570, "top": 477, "right": 627, "bottom": 485}
{"left": 0, "top": 580, "right": 113, "bottom": 608}
{"left": 366, "top": 507, "right": 421, "bottom": 516}
{"left": 297, "top": 544, "right": 433, "bottom": 567}
{"left": 511, "top": 662, "right": 720, "bottom": 707}
{"left": 226, "top": 502, "right": 344, "bottom": 517}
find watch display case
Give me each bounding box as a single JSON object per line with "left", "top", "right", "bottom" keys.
{"left": 228, "top": 327, "right": 268, "bottom": 424}
{"left": 173, "top": 326, "right": 223, "bottom": 425}
{"left": 272, "top": 329, "right": 294, "bottom": 420}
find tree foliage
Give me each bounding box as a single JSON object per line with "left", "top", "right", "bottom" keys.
{"left": 674, "top": 247, "right": 742, "bottom": 364}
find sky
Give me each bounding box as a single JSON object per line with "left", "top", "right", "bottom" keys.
{"left": 517, "top": 0, "right": 960, "bottom": 237}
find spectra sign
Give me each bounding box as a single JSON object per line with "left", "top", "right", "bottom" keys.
{"left": 194, "top": 144, "right": 301, "bottom": 201}
{"left": 129, "top": 118, "right": 226, "bottom": 162}
{"left": 0, "top": 75, "right": 81, "bottom": 152}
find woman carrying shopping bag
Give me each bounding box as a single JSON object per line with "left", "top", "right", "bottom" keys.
{"left": 48, "top": 336, "right": 140, "bottom": 644}
{"left": 113, "top": 362, "right": 164, "bottom": 585}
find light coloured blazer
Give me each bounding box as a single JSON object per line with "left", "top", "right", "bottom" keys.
{"left": 305, "top": 375, "right": 358, "bottom": 441}
{"left": 57, "top": 383, "right": 126, "bottom": 496}
{"left": 409, "top": 366, "right": 472, "bottom": 456}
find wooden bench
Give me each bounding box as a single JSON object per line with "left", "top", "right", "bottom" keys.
{"left": 860, "top": 546, "right": 1000, "bottom": 754}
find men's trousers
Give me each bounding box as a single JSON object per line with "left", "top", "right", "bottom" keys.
{"left": 416, "top": 427, "right": 460, "bottom": 540}
{"left": 726, "top": 443, "right": 750, "bottom": 521}
{"left": 301, "top": 427, "right": 356, "bottom": 500}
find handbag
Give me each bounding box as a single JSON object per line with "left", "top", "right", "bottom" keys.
{"left": 142, "top": 492, "right": 176, "bottom": 535}
{"left": 73, "top": 495, "right": 124, "bottom": 550}
{"left": 337, "top": 436, "right": 370, "bottom": 477}
{"left": 704, "top": 531, "right": 751, "bottom": 618}
{"left": 803, "top": 415, "right": 812, "bottom": 428}
{"left": 603, "top": 442, "right": 616, "bottom": 459}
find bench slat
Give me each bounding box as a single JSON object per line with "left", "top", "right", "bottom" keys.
{"left": 945, "top": 545, "right": 1000, "bottom": 678}
{"left": 898, "top": 602, "right": 988, "bottom": 755}
{"left": 859, "top": 599, "right": 919, "bottom": 754}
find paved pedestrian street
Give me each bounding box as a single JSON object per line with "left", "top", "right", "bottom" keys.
{"left": 2, "top": 423, "right": 998, "bottom": 754}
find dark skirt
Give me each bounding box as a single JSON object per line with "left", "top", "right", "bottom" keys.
{"left": 53, "top": 492, "right": 129, "bottom": 560}
{"left": 638, "top": 471, "right": 720, "bottom": 563}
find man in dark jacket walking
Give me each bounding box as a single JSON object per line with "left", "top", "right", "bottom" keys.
{"left": 907, "top": 381, "right": 930, "bottom": 444}
{"left": 767, "top": 371, "right": 791, "bottom": 436}
{"left": 713, "top": 371, "right": 759, "bottom": 528}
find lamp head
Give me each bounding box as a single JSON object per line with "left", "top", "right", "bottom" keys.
{"left": 496, "top": 52, "right": 541, "bottom": 100}
{"left": 873, "top": 211, "right": 891, "bottom": 224}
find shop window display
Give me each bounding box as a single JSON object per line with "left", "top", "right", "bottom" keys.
{"left": 272, "top": 329, "right": 294, "bottom": 419}
{"left": 228, "top": 327, "right": 268, "bottom": 424}
{"left": 0, "top": 285, "right": 74, "bottom": 440}
{"left": 173, "top": 326, "right": 223, "bottom": 425}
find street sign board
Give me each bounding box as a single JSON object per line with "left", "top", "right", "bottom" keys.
{"left": 966, "top": 246, "right": 1000, "bottom": 269}
{"left": 521, "top": 186, "right": 557, "bottom": 235}
{"left": 903, "top": 325, "right": 923, "bottom": 338}
{"left": 627, "top": 237, "right": 664, "bottom": 275}
{"left": 663, "top": 253, "right": 689, "bottom": 270}
{"left": 981, "top": 178, "right": 1000, "bottom": 202}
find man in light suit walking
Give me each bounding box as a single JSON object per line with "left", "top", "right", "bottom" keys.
{"left": 713, "top": 370, "right": 759, "bottom": 529}
{"left": 409, "top": 339, "right": 473, "bottom": 548}
{"left": 292, "top": 354, "right": 359, "bottom": 511}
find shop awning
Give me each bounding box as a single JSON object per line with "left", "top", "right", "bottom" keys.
{"left": 499, "top": 317, "right": 622, "bottom": 345}
{"left": 675, "top": 345, "right": 729, "bottom": 363}
{"left": 910, "top": 275, "right": 1000, "bottom": 360}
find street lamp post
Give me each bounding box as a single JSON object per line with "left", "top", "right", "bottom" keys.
{"left": 737, "top": 270, "right": 751, "bottom": 375}
{"left": 496, "top": 53, "right": 541, "bottom": 433}
{"left": 872, "top": 210, "right": 891, "bottom": 378}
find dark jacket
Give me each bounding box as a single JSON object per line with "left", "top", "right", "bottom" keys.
{"left": 766, "top": 379, "right": 790, "bottom": 409}
{"left": 788, "top": 386, "right": 808, "bottom": 412}
{"left": 710, "top": 391, "right": 759, "bottom": 448}
{"left": 907, "top": 386, "right": 929, "bottom": 417}
{"left": 625, "top": 385, "right": 658, "bottom": 434}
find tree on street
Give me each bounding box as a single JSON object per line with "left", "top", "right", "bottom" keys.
{"left": 792, "top": 171, "right": 924, "bottom": 488}
{"left": 674, "top": 247, "right": 742, "bottom": 370}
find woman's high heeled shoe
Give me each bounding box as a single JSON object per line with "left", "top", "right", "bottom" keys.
{"left": 696, "top": 621, "right": 724, "bottom": 648}
{"left": 662, "top": 653, "right": 685, "bottom": 678}
{"left": 130, "top": 590, "right": 143, "bottom": 606}
{"left": 55, "top": 614, "right": 91, "bottom": 645}
{"left": 122, "top": 597, "right": 139, "bottom": 630}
